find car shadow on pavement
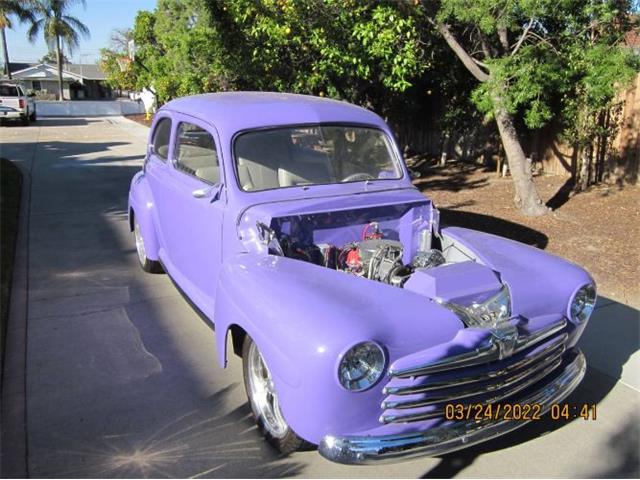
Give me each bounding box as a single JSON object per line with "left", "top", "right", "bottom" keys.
{"left": 11, "top": 130, "right": 306, "bottom": 478}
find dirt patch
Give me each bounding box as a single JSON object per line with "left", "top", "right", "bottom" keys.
{"left": 413, "top": 163, "right": 640, "bottom": 307}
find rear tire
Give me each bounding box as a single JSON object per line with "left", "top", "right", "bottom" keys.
{"left": 21, "top": 115, "right": 30, "bottom": 126}
{"left": 30, "top": 108, "right": 36, "bottom": 121}
{"left": 242, "top": 335, "right": 309, "bottom": 454}
{"left": 134, "top": 221, "right": 163, "bottom": 273}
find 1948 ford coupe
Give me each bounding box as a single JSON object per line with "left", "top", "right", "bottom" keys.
{"left": 128, "top": 92, "right": 596, "bottom": 464}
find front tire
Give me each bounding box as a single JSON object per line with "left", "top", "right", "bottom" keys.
{"left": 134, "top": 222, "right": 162, "bottom": 273}
{"left": 242, "top": 335, "right": 307, "bottom": 454}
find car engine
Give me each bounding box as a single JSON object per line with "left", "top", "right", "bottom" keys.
{"left": 268, "top": 221, "right": 446, "bottom": 287}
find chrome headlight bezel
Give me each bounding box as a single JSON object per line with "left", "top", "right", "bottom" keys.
{"left": 467, "top": 285, "right": 512, "bottom": 327}
{"left": 442, "top": 284, "right": 512, "bottom": 328}
{"left": 337, "top": 341, "right": 386, "bottom": 392}
{"left": 568, "top": 283, "right": 597, "bottom": 324}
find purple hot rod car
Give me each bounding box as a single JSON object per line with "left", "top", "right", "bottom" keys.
{"left": 128, "top": 92, "right": 596, "bottom": 464}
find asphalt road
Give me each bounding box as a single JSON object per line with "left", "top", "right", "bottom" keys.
{"left": 1, "top": 117, "right": 638, "bottom": 478}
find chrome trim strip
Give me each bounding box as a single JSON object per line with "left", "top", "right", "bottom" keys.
{"left": 384, "top": 334, "right": 567, "bottom": 396}
{"left": 514, "top": 319, "right": 567, "bottom": 353}
{"left": 318, "top": 351, "right": 586, "bottom": 465}
{"left": 389, "top": 342, "right": 499, "bottom": 378}
{"left": 389, "top": 319, "right": 567, "bottom": 378}
{"left": 381, "top": 350, "right": 563, "bottom": 416}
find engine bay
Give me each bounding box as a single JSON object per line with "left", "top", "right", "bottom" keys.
{"left": 255, "top": 202, "right": 458, "bottom": 288}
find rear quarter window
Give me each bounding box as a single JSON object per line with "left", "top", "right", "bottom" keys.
{"left": 151, "top": 117, "right": 172, "bottom": 160}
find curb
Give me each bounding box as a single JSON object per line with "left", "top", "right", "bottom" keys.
{"left": 1, "top": 148, "right": 34, "bottom": 477}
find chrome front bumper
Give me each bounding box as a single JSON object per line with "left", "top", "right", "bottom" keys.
{"left": 319, "top": 350, "right": 586, "bottom": 465}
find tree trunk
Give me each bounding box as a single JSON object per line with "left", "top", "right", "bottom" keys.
{"left": 577, "top": 144, "right": 592, "bottom": 192}
{"left": 440, "top": 132, "right": 450, "bottom": 166}
{"left": 1, "top": 27, "right": 11, "bottom": 79}
{"left": 56, "top": 36, "right": 64, "bottom": 101}
{"left": 493, "top": 103, "right": 549, "bottom": 216}
{"left": 431, "top": 21, "right": 548, "bottom": 216}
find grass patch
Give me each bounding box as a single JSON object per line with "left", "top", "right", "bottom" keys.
{"left": 1, "top": 158, "right": 23, "bottom": 360}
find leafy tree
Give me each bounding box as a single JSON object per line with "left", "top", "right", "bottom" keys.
{"left": 99, "top": 28, "right": 137, "bottom": 92}
{"left": 106, "top": 0, "right": 430, "bottom": 111}
{"left": 423, "top": 0, "right": 639, "bottom": 215}
{"left": 39, "top": 49, "right": 68, "bottom": 64}
{"left": 28, "top": 0, "right": 90, "bottom": 100}
{"left": 0, "top": 0, "right": 35, "bottom": 79}
{"left": 206, "top": 0, "right": 428, "bottom": 114}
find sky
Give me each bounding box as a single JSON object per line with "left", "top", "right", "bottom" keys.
{"left": 4, "top": 0, "right": 157, "bottom": 65}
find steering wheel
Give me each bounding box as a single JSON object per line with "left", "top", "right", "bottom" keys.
{"left": 341, "top": 172, "right": 375, "bottom": 183}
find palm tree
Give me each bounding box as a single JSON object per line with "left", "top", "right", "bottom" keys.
{"left": 28, "top": 0, "right": 89, "bottom": 100}
{"left": 0, "top": 1, "right": 35, "bottom": 79}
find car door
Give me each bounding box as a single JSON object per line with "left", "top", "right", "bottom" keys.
{"left": 152, "top": 114, "right": 225, "bottom": 317}
{"left": 144, "top": 113, "right": 175, "bottom": 251}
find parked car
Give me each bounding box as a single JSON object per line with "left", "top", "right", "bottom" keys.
{"left": 128, "top": 92, "right": 595, "bottom": 464}
{"left": 0, "top": 82, "right": 36, "bottom": 125}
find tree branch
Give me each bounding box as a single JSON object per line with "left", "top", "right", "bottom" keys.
{"left": 528, "top": 31, "right": 560, "bottom": 54}
{"left": 511, "top": 18, "right": 534, "bottom": 57}
{"left": 480, "top": 33, "right": 493, "bottom": 59}
{"left": 497, "top": 25, "right": 509, "bottom": 52}
{"left": 427, "top": 18, "right": 490, "bottom": 82}
{"left": 473, "top": 58, "right": 489, "bottom": 69}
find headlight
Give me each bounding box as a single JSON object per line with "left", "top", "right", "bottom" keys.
{"left": 569, "top": 284, "right": 596, "bottom": 323}
{"left": 338, "top": 341, "right": 386, "bottom": 391}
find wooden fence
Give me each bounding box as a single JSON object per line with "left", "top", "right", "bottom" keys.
{"left": 394, "top": 72, "right": 640, "bottom": 186}
{"left": 536, "top": 73, "right": 640, "bottom": 184}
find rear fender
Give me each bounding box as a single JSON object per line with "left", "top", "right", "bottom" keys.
{"left": 128, "top": 171, "right": 160, "bottom": 261}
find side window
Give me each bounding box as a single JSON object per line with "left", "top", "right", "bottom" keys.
{"left": 174, "top": 122, "right": 220, "bottom": 184}
{"left": 152, "top": 117, "right": 172, "bottom": 161}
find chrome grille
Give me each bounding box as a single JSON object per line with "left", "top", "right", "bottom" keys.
{"left": 380, "top": 319, "right": 568, "bottom": 424}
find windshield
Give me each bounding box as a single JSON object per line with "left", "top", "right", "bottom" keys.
{"left": 234, "top": 125, "right": 402, "bottom": 192}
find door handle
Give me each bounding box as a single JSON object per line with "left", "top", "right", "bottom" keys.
{"left": 192, "top": 188, "right": 210, "bottom": 198}
{"left": 192, "top": 184, "right": 223, "bottom": 201}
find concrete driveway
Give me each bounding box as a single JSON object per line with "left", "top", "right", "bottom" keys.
{"left": 0, "top": 117, "right": 638, "bottom": 478}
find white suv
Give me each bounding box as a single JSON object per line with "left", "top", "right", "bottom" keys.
{"left": 0, "top": 82, "right": 36, "bottom": 125}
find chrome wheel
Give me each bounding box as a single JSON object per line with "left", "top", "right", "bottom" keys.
{"left": 134, "top": 222, "right": 147, "bottom": 265}
{"left": 247, "top": 341, "right": 288, "bottom": 438}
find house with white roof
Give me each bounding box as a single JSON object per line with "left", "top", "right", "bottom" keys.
{"left": 2, "top": 62, "right": 112, "bottom": 100}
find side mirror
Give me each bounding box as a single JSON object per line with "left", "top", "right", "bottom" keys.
{"left": 410, "top": 170, "right": 422, "bottom": 180}
{"left": 28, "top": 92, "right": 36, "bottom": 98}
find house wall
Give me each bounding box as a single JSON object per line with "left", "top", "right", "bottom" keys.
{"left": 25, "top": 79, "right": 70, "bottom": 100}
{"left": 35, "top": 100, "right": 144, "bottom": 116}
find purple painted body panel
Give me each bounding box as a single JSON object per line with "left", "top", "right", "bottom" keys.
{"left": 404, "top": 261, "right": 502, "bottom": 305}
{"left": 127, "top": 92, "right": 594, "bottom": 452}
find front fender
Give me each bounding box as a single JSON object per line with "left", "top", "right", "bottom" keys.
{"left": 214, "top": 253, "right": 462, "bottom": 443}
{"left": 442, "top": 226, "right": 595, "bottom": 346}
{"left": 128, "top": 171, "right": 160, "bottom": 261}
